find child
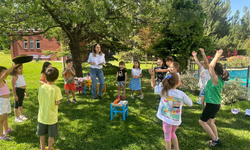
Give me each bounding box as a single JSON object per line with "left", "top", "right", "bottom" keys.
{"left": 128, "top": 60, "right": 143, "bottom": 99}
{"left": 11, "top": 64, "right": 28, "bottom": 122}
{"left": 62, "top": 59, "right": 76, "bottom": 104}
{"left": 165, "top": 56, "right": 174, "bottom": 74}
{"left": 192, "top": 51, "right": 211, "bottom": 110}
{"left": 37, "top": 67, "right": 62, "bottom": 150}
{"left": 40, "top": 62, "right": 52, "bottom": 84}
{"left": 198, "top": 48, "right": 229, "bottom": 147}
{"left": 169, "top": 62, "right": 182, "bottom": 87}
{"left": 115, "top": 61, "right": 127, "bottom": 100}
{"left": 148, "top": 68, "right": 193, "bottom": 150}
{"left": 0, "top": 64, "right": 19, "bottom": 140}
{"left": 151, "top": 58, "right": 169, "bottom": 87}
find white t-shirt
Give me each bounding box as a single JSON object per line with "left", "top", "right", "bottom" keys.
{"left": 87, "top": 53, "right": 106, "bottom": 69}
{"left": 176, "top": 73, "right": 181, "bottom": 81}
{"left": 132, "top": 68, "right": 142, "bottom": 76}
{"left": 155, "top": 87, "right": 193, "bottom": 126}
{"left": 199, "top": 66, "right": 210, "bottom": 89}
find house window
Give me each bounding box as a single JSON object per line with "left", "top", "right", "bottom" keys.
{"left": 23, "top": 40, "right": 28, "bottom": 49}
{"left": 36, "top": 40, "right": 40, "bottom": 49}
{"left": 30, "top": 39, "right": 34, "bottom": 49}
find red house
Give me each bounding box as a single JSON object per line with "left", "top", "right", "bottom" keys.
{"left": 11, "top": 29, "right": 62, "bottom": 61}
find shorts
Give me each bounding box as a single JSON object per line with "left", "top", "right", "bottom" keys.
{"left": 0, "top": 97, "right": 11, "bottom": 115}
{"left": 200, "top": 103, "right": 221, "bottom": 122}
{"left": 36, "top": 122, "right": 59, "bottom": 137}
{"left": 199, "top": 87, "right": 205, "bottom": 97}
{"left": 162, "top": 121, "right": 178, "bottom": 141}
{"left": 64, "top": 82, "right": 76, "bottom": 91}
{"left": 15, "top": 88, "right": 25, "bottom": 109}
{"left": 117, "top": 81, "right": 125, "bottom": 87}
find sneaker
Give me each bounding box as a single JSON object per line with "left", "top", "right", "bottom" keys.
{"left": 15, "top": 117, "right": 23, "bottom": 122}
{"left": 67, "top": 100, "right": 71, "bottom": 105}
{"left": 72, "top": 99, "right": 77, "bottom": 103}
{"left": 19, "top": 115, "right": 28, "bottom": 120}
{"left": 92, "top": 97, "right": 98, "bottom": 100}
{"left": 3, "top": 127, "right": 14, "bottom": 135}
{"left": 140, "top": 95, "right": 144, "bottom": 99}
{"left": 116, "top": 96, "right": 120, "bottom": 99}
{"left": 0, "top": 135, "right": 11, "bottom": 140}
{"left": 131, "top": 94, "right": 134, "bottom": 99}
{"left": 97, "top": 95, "right": 102, "bottom": 99}
{"left": 122, "top": 96, "right": 125, "bottom": 100}
{"left": 209, "top": 139, "right": 222, "bottom": 147}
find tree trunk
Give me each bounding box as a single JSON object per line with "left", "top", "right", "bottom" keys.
{"left": 69, "top": 41, "right": 83, "bottom": 77}
{"left": 145, "top": 52, "right": 147, "bottom": 67}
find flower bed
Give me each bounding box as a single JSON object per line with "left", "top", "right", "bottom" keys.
{"left": 225, "top": 56, "right": 250, "bottom": 68}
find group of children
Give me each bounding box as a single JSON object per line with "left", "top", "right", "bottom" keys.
{"left": 0, "top": 48, "right": 230, "bottom": 150}
{"left": 0, "top": 58, "right": 77, "bottom": 150}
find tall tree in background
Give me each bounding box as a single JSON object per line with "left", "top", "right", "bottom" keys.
{"left": 153, "top": 0, "right": 211, "bottom": 70}
{"left": 0, "top": 0, "right": 157, "bottom": 77}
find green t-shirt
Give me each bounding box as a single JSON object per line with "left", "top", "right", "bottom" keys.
{"left": 38, "top": 84, "right": 62, "bottom": 125}
{"left": 204, "top": 76, "right": 224, "bottom": 104}
{"left": 63, "top": 67, "right": 75, "bottom": 84}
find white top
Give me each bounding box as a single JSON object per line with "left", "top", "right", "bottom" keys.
{"left": 132, "top": 68, "right": 142, "bottom": 76}
{"left": 176, "top": 73, "right": 181, "bottom": 80}
{"left": 87, "top": 53, "right": 106, "bottom": 69}
{"left": 199, "top": 66, "right": 210, "bottom": 89}
{"left": 155, "top": 88, "right": 193, "bottom": 126}
{"left": 16, "top": 75, "right": 26, "bottom": 87}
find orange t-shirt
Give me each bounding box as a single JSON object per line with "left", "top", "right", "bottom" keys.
{"left": 40, "top": 73, "right": 47, "bottom": 84}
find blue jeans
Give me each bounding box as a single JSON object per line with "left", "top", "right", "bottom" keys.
{"left": 90, "top": 68, "right": 105, "bottom": 98}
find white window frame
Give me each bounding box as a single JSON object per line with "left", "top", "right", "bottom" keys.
{"left": 23, "top": 40, "right": 28, "bottom": 49}
{"left": 30, "top": 39, "right": 34, "bottom": 49}
{"left": 36, "top": 40, "right": 40, "bottom": 49}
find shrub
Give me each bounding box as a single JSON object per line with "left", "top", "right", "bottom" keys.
{"left": 120, "top": 51, "right": 143, "bottom": 62}
{"left": 181, "top": 72, "right": 200, "bottom": 91}
{"left": 221, "top": 78, "right": 249, "bottom": 105}
{"left": 227, "top": 56, "right": 250, "bottom": 68}
{"left": 3, "top": 49, "right": 11, "bottom": 54}
{"left": 102, "top": 63, "right": 118, "bottom": 75}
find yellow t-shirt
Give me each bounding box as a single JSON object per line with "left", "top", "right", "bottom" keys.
{"left": 38, "top": 84, "right": 62, "bottom": 125}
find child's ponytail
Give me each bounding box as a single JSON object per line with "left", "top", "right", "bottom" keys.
{"left": 214, "top": 63, "right": 229, "bottom": 81}
{"left": 161, "top": 73, "right": 180, "bottom": 96}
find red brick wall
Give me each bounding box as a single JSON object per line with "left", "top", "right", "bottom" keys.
{"left": 11, "top": 33, "right": 61, "bottom": 61}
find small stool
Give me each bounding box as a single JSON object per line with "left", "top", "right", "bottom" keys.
{"left": 110, "top": 101, "right": 128, "bottom": 121}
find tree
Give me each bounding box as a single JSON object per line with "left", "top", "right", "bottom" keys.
{"left": 0, "top": 0, "right": 157, "bottom": 77}
{"left": 153, "top": 0, "right": 212, "bottom": 70}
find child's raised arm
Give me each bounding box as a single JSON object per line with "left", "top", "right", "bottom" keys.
{"left": 149, "top": 68, "right": 156, "bottom": 89}
{"left": 0, "top": 64, "right": 19, "bottom": 83}
{"left": 151, "top": 61, "right": 155, "bottom": 69}
{"left": 192, "top": 51, "right": 203, "bottom": 69}
{"left": 199, "top": 48, "right": 209, "bottom": 69}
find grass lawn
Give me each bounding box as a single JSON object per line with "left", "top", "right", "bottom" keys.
{"left": 0, "top": 52, "right": 250, "bottom": 150}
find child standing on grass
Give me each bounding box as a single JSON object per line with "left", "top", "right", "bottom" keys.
{"left": 62, "top": 59, "right": 76, "bottom": 104}
{"left": 11, "top": 64, "right": 28, "bottom": 122}
{"left": 115, "top": 61, "right": 127, "bottom": 100}
{"left": 0, "top": 64, "right": 19, "bottom": 140}
{"left": 40, "top": 62, "right": 52, "bottom": 84}
{"left": 151, "top": 58, "right": 169, "bottom": 87}
{"left": 128, "top": 60, "right": 143, "bottom": 99}
{"left": 37, "top": 67, "right": 62, "bottom": 150}
{"left": 192, "top": 51, "right": 211, "bottom": 110}
{"left": 169, "top": 62, "right": 182, "bottom": 87}
{"left": 198, "top": 48, "right": 229, "bottom": 147}
{"left": 149, "top": 68, "right": 193, "bottom": 150}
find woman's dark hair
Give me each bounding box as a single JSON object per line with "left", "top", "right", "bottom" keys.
{"left": 173, "top": 62, "right": 181, "bottom": 73}
{"left": 92, "top": 43, "right": 103, "bottom": 57}
{"left": 133, "top": 60, "right": 140, "bottom": 69}
{"left": 214, "top": 63, "right": 229, "bottom": 81}
{"left": 10, "top": 64, "right": 22, "bottom": 76}
{"left": 0, "top": 66, "right": 7, "bottom": 74}
{"left": 161, "top": 73, "right": 179, "bottom": 96}
{"left": 41, "top": 62, "right": 51, "bottom": 74}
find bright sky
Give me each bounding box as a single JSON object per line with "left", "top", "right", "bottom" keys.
{"left": 230, "top": 0, "right": 250, "bottom": 18}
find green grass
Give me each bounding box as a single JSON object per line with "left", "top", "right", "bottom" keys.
{"left": 0, "top": 52, "right": 250, "bottom": 150}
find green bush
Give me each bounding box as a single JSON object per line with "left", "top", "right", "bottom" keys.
{"left": 221, "top": 78, "right": 249, "bottom": 104}
{"left": 4, "top": 49, "right": 11, "bottom": 54}
{"left": 102, "top": 63, "right": 118, "bottom": 75}
{"left": 181, "top": 72, "right": 200, "bottom": 91}
{"left": 120, "top": 51, "right": 143, "bottom": 62}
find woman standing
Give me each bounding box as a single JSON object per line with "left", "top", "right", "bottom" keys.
{"left": 87, "top": 44, "right": 106, "bottom": 99}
